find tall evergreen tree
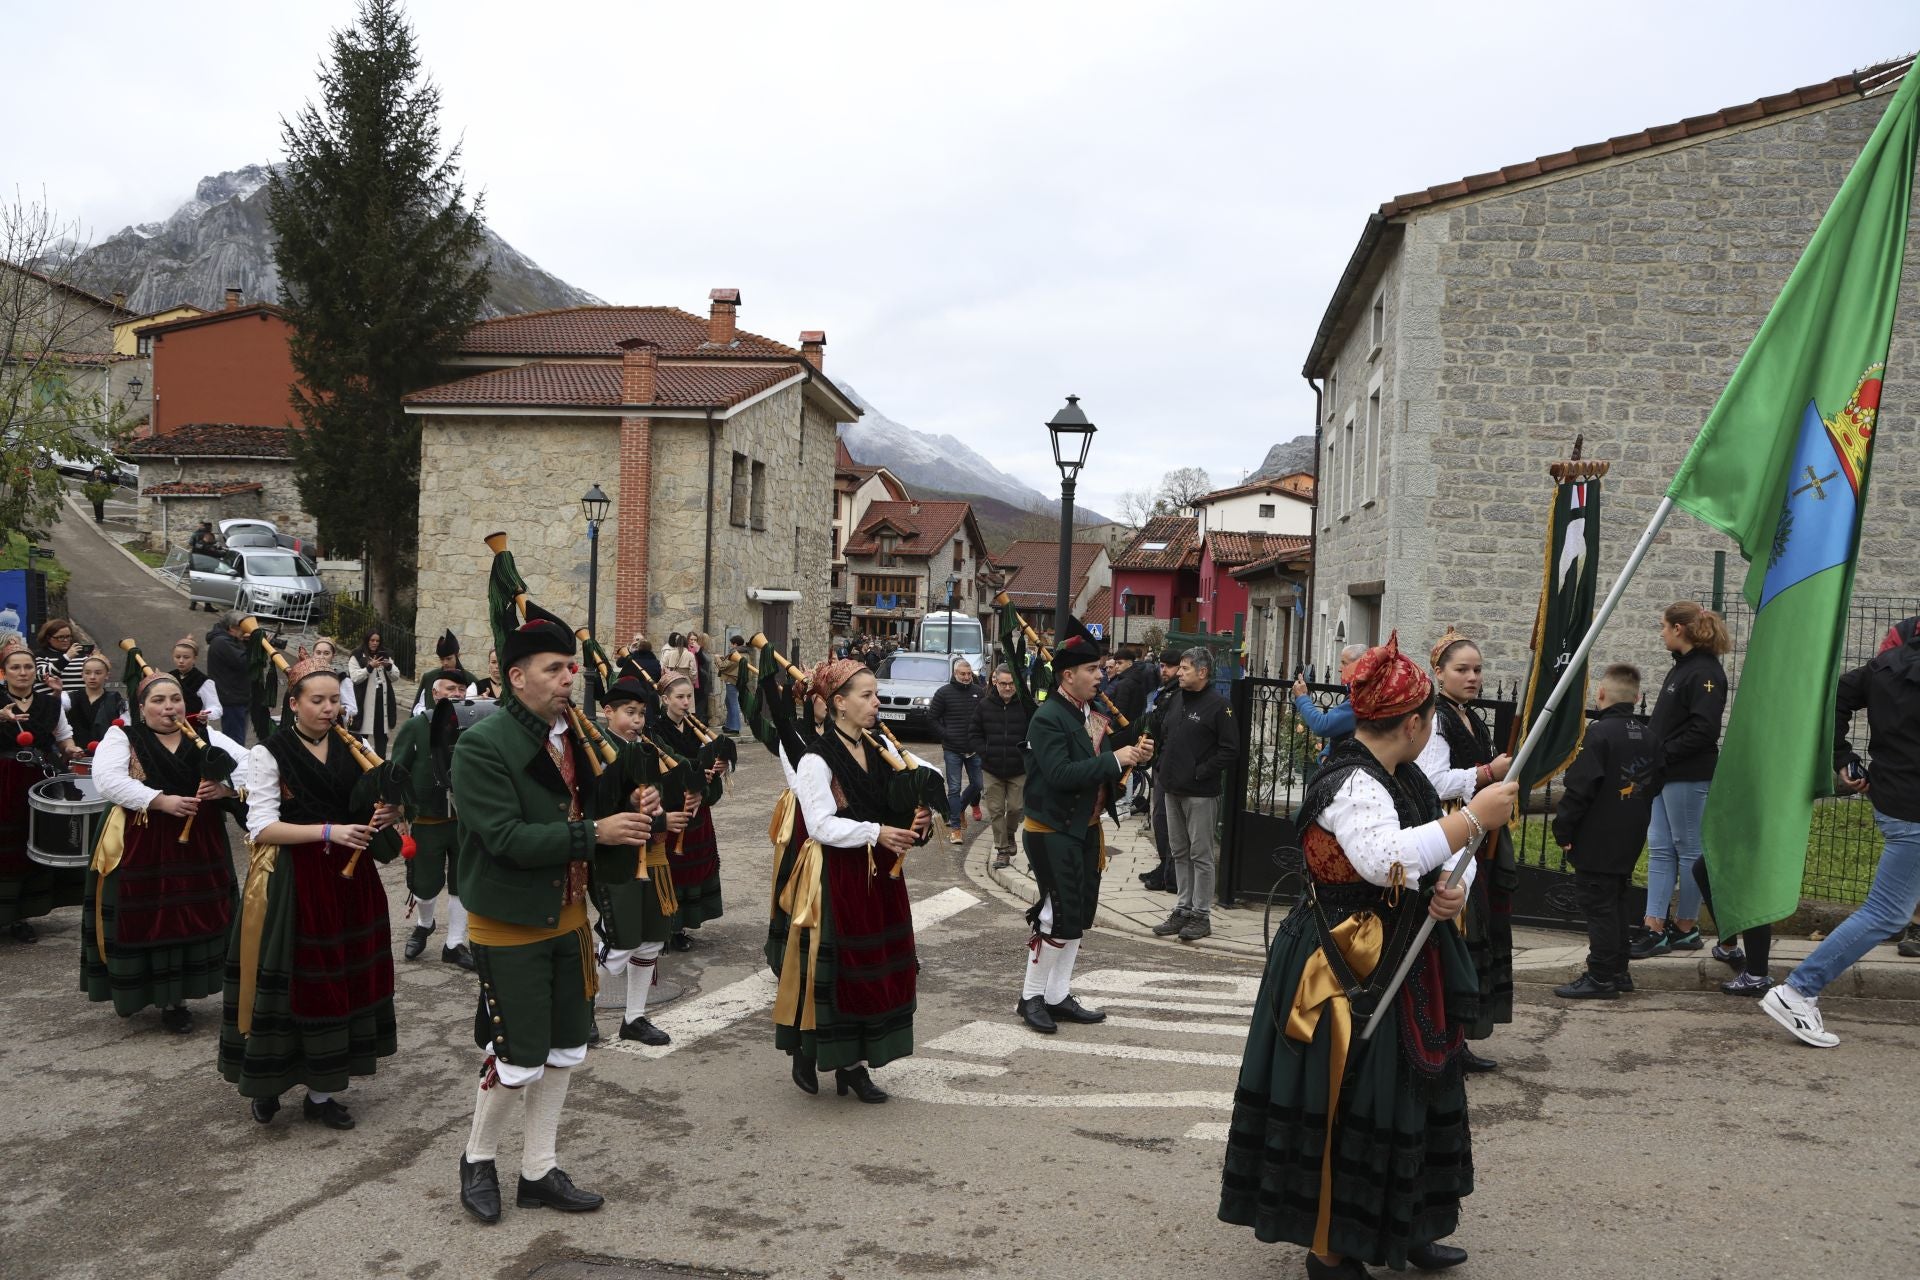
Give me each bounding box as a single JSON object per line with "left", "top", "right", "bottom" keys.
{"left": 269, "top": 0, "right": 489, "bottom": 621}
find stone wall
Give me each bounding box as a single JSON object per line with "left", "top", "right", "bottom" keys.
{"left": 136, "top": 458, "right": 308, "bottom": 552}
{"left": 1313, "top": 89, "right": 1920, "bottom": 692}
{"left": 142, "top": 491, "right": 264, "bottom": 549}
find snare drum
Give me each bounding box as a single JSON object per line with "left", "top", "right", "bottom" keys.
{"left": 27, "top": 774, "right": 108, "bottom": 869}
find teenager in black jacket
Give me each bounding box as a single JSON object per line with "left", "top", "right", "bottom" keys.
{"left": 1632, "top": 602, "right": 1731, "bottom": 959}
{"left": 971, "top": 667, "right": 1030, "bottom": 867}
{"left": 1552, "top": 665, "right": 1655, "bottom": 998}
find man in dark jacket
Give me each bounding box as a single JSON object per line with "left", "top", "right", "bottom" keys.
{"left": 1551, "top": 665, "right": 1654, "bottom": 999}
{"left": 205, "top": 611, "right": 251, "bottom": 745}
{"left": 1138, "top": 648, "right": 1185, "bottom": 887}
{"left": 929, "top": 659, "right": 985, "bottom": 842}
{"left": 972, "top": 666, "right": 1030, "bottom": 868}
{"left": 1149, "top": 647, "right": 1239, "bottom": 941}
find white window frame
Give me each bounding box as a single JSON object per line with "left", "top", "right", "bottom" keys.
{"left": 1323, "top": 435, "right": 1337, "bottom": 530}
{"left": 1368, "top": 290, "right": 1385, "bottom": 360}
{"left": 1326, "top": 368, "right": 1338, "bottom": 422}
{"left": 1365, "top": 374, "right": 1383, "bottom": 506}
{"left": 1340, "top": 407, "right": 1356, "bottom": 520}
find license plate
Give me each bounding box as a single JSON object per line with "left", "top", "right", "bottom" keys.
{"left": 879, "top": 710, "right": 906, "bottom": 721}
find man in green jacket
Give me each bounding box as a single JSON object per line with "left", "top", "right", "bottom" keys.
{"left": 1018, "top": 632, "right": 1154, "bottom": 1034}
{"left": 391, "top": 670, "right": 476, "bottom": 969}
{"left": 451, "top": 619, "right": 653, "bottom": 1224}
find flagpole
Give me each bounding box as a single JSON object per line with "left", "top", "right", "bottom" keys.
{"left": 1359, "top": 496, "right": 1676, "bottom": 1042}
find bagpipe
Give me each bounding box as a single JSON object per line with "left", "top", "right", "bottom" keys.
{"left": 117, "top": 640, "right": 238, "bottom": 844}
{"left": 602, "top": 638, "right": 737, "bottom": 776}
{"left": 992, "top": 591, "right": 1135, "bottom": 734}
{"left": 234, "top": 617, "right": 407, "bottom": 878}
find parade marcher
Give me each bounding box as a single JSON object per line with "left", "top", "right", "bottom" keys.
{"left": 618, "top": 633, "right": 661, "bottom": 688}
{"left": 83, "top": 670, "right": 247, "bottom": 1031}
{"left": 348, "top": 628, "right": 399, "bottom": 755}
{"left": 1, "top": 639, "right": 83, "bottom": 941}
{"left": 390, "top": 670, "right": 475, "bottom": 970}
{"left": 220, "top": 657, "right": 401, "bottom": 1130}
{"left": 972, "top": 665, "right": 1030, "bottom": 870}
{"left": 653, "top": 670, "right": 728, "bottom": 952}
{"left": 60, "top": 653, "right": 126, "bottom": 750}
{"left": 169, "top": 635, "right": 222, "bottom": 724}
{"left": 473, "top": 647, "right": 502, "bottom": 700}
{"left": 412, "top": 630, "right": 478, "bottom": 714}
{"left": 312, "top": 638, "right": 358, "bottom": 723}
{"left": 1219, "top": 633, "right": 1517, "bottom": 1278}
{"left": 774, "top": 658, "right": 931, "bottom": 1103}
{"left": 591, "top": 676, "right": 686, "bottom": 1046}
{"left": 1017, "top": 626, "right": 1154, "bottom": 1035}
{"left": 454, "top": 616, "right": 650, "bottom": 1222}
{"left": 1416, "top": 628, "right": 1514, "bottom": 1070}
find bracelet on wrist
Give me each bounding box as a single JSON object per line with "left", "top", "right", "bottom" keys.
{"left": 322, "top": 823, "right": 332, "bottom": 846}
{"left": 1461, "top": 807, "right": 1486, "bottom": 842}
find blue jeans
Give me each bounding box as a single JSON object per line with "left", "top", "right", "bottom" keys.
{"left": 220, "top": 707, "right": 250, "bottom": 747}
{"left": 1644, "top": 779, "right": 1710, "bottom": 923}
{"left": 1789, "top": 810, "right": 1920, "bottom": 998}
{"left": 943, "top": 749, "right": 984, "bottom": 823}
{"left": 723, "top": 683, "right": 742, "bottom": 734}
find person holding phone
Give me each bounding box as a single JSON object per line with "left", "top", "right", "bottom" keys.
{"left": 348, "top": 628, "right": 398, "bottom": 755}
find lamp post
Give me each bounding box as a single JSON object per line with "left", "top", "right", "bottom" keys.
{"left": 580, "top": 483, "right": 611, "bottom": 716}
{"left": 1046, "top": 395, "right": 1096, "bottom": 641}
{"left": 944, "top": 574, "right": 958, "bottom": 657}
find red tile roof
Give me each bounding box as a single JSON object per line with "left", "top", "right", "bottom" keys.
{"left": 1195, "top": 475, "right": 1316, "bottom": 505}
{"left": 1378, "top": 57, "right": 1912, "bottom": 219}
{"left": 141, "top": 480, "right": 264, "bottom": 498}
{"left": 457, "top": 306, "right": 796, "bottom": 359}
{"left": 1083, "top": 586, "right": 1112, "bottom": 620}
{"left": 120, "top": 424, "right": 296, "bottom": 459}
{"left": 843, "top": 500, "right": 975, "bottom": 558}
{"left": 993, "top": 540, "right": 1107, "bottom": 609}
{"left": 1111, "top": 515, "right": 1200, "bottom": 572}
{"left": 403, "top": 360, "right": 795, "bottom": 409}
{"left": 1209, "top": 532, "right": 1310, "bottom": 568}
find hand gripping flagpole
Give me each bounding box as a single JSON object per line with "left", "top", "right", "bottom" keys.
{"left": 1359, "top": 496, "right": 1675, "bottom": 1042}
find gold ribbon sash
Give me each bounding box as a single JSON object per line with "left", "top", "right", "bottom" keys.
{"left": 1022, "top": 815, "right": 1108, "bottom": 872}
{"left": 235, "top": 841, "right": 281, "bottom": 1037}
{"left": 772, "top": 837, "right": 826, "bottom": 1031}
{"left": 1285, "top": 910, "right": 1386, "bottom": 1259}
{"left": 88, "top": 807, "right": 133, "bottom": 966}
{"left": 645, "top": 839, "right": 678, "bottom": 916}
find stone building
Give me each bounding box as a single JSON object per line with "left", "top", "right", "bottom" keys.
{"left": 832, "top": 438, "right": 908, "bottom": 622}
{"left": 840, "top": 499, "right": 992, "bottom": 643}
{"left": 119, "top": 424, "right": 310, "bottom": 551}
{"left": 404, "top": 292, "right": 857, "bottom": 663}
{"left": 1303, "top": 56, "right": 1920, "bottom": 684}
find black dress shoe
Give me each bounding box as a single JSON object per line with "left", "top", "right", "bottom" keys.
{"left": 250, "top": 1096, "right": 281, "bottom": 1125}
{"left": 516, "top": 1167, "right": 604, "bottom": 1212}
{"left": 1017, "top": 995, "right": 1057, "bottom": 1034}
{"left": 791, "top": 1051, "right": 819, "bottom": 1095}
{"left": 159, "top": 1005, "right": 194, "bottom": 1033}
{"left": 1460, "top": 1049, "right": 1498, "bottom": 1073}
{"left": 835, "top": 1066, "right": 889, "bottom": 1103}
{"left": 302, "top": 1096, "right": 356, "bottom": 1130}
{"left": 586, "top": 1021, "right": 602, "bottom": 1047}
{"left": 404, "top": 923, "right": 435, "bottom": 960}
{"left": 1552, "top": 973, "right": 1619, "bottom": 1000}
{"left": 619, "top": 1016, "right": 671, "bottom": 1046}
{"left": 460, "top": 1155, "right": 501, "bottom": 1224}
{"left": 669, "top": 931, "right": 694, "bottom": 952}
{"left": 441, "top": 942, "right": 475, "bottom": 971}
{"left": 1304, "top": 1254, "right": 1374, "bottom": 1278}
{"left": 1407, "top": 1240, "right": 1468, "bottom": 1270}
{"left": 1046, "top": 995, "right": 1107, "bottom": 1024}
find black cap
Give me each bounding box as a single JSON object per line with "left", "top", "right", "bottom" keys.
{"left": 501, "top": 619, "right": 575, "bottom": 669}
{"left": 434, "top": 629, "right": 460, "bottom": 659}
{"left": 604, "top": 676, "right": 653, "bottom": 708}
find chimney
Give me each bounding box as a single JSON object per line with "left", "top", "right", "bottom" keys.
{"left": 708, "top": 288, "right": 740, "bottom": 346}
{"left": 111, "top": 291, "right": 126, "bottom": 310}
{"left": 617, "top": 337, "right": 658, "bottom": 403}
{"left": 799, "top": 330, "right": 825, "bottom": 371}
{"left": 224, "top": 287, "right": 242, "bottom": 311}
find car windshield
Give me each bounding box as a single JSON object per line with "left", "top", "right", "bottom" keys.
{"left": 920, "top": 620, "right": 983, "bottom": 653}
{"left": 883, "top": 655, "right": 953, "bottom": 683}
{"left": 244, "top": 554, "right": 304, "bottom": 578}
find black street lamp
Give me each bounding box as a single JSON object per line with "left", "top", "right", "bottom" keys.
{"left": 1046, "top": 395, "right": 1096, "bottom": 641}
{"left": 581, "top": 483, "right": 611, "bottom": 716}
{"left": 944, "top": 574, "right": 959, "bottom": 658}
{"left": 126, "top": 375, "right": 143, "bottom": 402}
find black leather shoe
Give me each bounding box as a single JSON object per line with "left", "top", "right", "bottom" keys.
{"left": 302, "top": 1096, "right": 355, "bottom": 1130}
{"left": 586, "top": 1020, "right": 602, "bottom": 1047}
{"left": 441, "top": 943, "right": 475, "bottom": 971}
{"left": 1407, "top": 1240, "right": 1468, "bottom": 1270}
{"left": 404, "top": 923, "right": 435, "bottom": 960}
{"left": 459, "top": 1155, "right": 501, "bottom": 1224}
{"left": 619, "top": 1016, "right": 671, "bottom": 1046}
{"left": 1460, "top": 1049, "right": 1498, "bottom": 1073}
{"left": 1017, "top": 995, "right": 1057, "bottom": 1034}
{"left": 669, "top": 931, "right": 694, "bottom": 952}
{"left": 1553, "top": 973, "right": 1619, "bottom": 1000}
{"left": 516, "top": 1167, "right": 604, "bottom": 1212}
{"left": 835, "top": 1066, "right": 889, "bottom": 1103}
{"left": 250, "top": 1096, "right": 281, "bottom": 1125}
{"left": 1614, "top": 971, "right": 1635, "bottom": 994}
{"left": 1046, "top": 995, "right": 1107, "bottom": 1024}
{"left": 1304, "top": 1254, "right": 1374, "bottom": 1278}
{"left": 791, "top": 1051, "right": 819, "bottom": 1095}
{"left": 160, "top": 1005, "right": 194, "bottom": 1033}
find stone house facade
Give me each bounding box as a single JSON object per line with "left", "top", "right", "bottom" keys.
{"left": 840, "top": 499, "right": 993, "bottom": 643}
{"left": 118, "top": 424, "right": 311, "bottom": 551}
{"left": 832, "top": 439, "right": 908, "bottom": 611}
{"left": 1304, "top": 56, "right": 1920, "bottom": 686}
{"left": 405, "top": 292, "right": 856, "bottom": 665}
{"left": 991, "top": 539, "right": 1111, "bottom": 639}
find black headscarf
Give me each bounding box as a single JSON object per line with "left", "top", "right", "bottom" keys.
{"left": 119, "top": 719, "right": 203, "bottom": 798}
{"left": 810, "top": 721, "right": 893, "bottom": 822}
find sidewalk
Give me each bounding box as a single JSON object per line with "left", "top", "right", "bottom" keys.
{"left": 975, "top": 803, "right": 1920, "bottom": 1000}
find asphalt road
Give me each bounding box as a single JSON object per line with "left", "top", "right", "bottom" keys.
{"left": 8, "top": 514, "right": 1916, "bottom": 1278}
{"left": 44, "top": 498, "right": 211, "bottom": 673}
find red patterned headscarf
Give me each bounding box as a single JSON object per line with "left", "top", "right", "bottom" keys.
{"left": 1347, "top": 632, "right": 1433, "bottom": 720}
{"left": 809, "top": 658, "right": 868, "bottom": 705}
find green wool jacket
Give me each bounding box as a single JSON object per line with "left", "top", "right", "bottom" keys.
{"left": 1021, "top": 692, "right": 1123, "bottom": 839}
{"left": 387, "top": 711, "right": 449, "bottom": 819}
{"left": 451, "top": 692, "right": 604, "bottom": 928}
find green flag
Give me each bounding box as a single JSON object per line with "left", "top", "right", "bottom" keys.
{"left": 1514, "top": 472, "right": 1602, "bottom": 794}
{"left": 1666, "top": 71, "right": 1917, "bottom": 939}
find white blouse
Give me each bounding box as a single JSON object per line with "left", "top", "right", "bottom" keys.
{"left": 1416, "top": 726, "right": 1481, "bottom": 803}
{"left": 1316, "top": 770, "right": 1479, "bottom": 892}
{"left": 93, "top": 725, "right": 251, "bottom": 813}
{"left": 793, "top": 753, "right": 883, "bottom": 850}
{"left": 243, "top": 737, "right": 373, "bottom": 842}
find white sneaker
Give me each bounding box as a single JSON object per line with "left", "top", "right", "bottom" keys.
{"left": 1761, "top": 984, "right": 1840, "bottom": 1048}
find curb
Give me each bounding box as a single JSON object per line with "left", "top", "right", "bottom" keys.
{"left": 1514, "top": 949, "right": 1920, "bottom": 1000}
{"left": 61, "top": 492, "right": 188, "bottom": 597}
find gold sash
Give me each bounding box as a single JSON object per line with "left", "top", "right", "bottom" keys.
{"left": 235, "top": 841, "right": 281, "bottom": 1037}
{"left": 644, "top": 839, "right": 677, "bottom": 915}
{"left": 1285, "top": 910, "right": 1386, "bottom": 1259}
{"left": 88, "top": 807, "right": 133, "bottom": 965}
{"left": 772, "top": 837, "right": 826, "bottom": 1031}
{"left": 1022, "top": 815, "right": 1108, "bottom": 872}
{"left": 467, "top": 901, "right": 598, "bottom": 1001}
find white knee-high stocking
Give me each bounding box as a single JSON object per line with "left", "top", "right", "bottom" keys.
{"left": 414, "top": 894, "right": 437, "bottom": 929}
{"left": 464, "top": 1078, "right": 525, "bottom": 1163}
{"left": 520, "top": 1065, "right": 573, "bottom": 1181}
{"left": 1043, "top": 937, "right": 1081, "bottom": 1005}
{"left": 445, "top": 894, "right": 469, "bottom": 948}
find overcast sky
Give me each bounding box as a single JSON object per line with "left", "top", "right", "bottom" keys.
{"left": 7, "top": 1, "right": 1914, "bottom": 512}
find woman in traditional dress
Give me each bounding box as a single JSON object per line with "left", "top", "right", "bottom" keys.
{"left": 218, "top": 657, "right": 400, "bottom": 1130}
{"left": 169, "top": 635, "right": 222, "bottom": 724}
{"left": 1219, "top": 635, "right": 1518, "bottom": 1278}
{"left": 60, "top": 653, "right": 126, "bottom": 751}
{"left": 1415, "top": 629, "right": 1515, "bottom": 1071}
{"left": 312, "top": 637, "right": 359, "bottom": 724}
{"left": 83, "top": 671, "right": 246, "bottom": 1031}
{"left": 347, "top": 629, "right": 398, "bottom": 755}
{"left": 472, "top": 647, "right": 501, "bottom": 700}
{"left": 773, "top": 659, "right": 927, "bottom": 1104}
{"left": 652, "top": 671, "right": 727, "bottom": 951}
{"left": 1, "top": 638, "right": 84, "bottom": 941}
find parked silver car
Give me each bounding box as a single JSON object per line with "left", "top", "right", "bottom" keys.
{"left": 872, "top": 651, "right": 960, "bottom": 739}
{"left": 186, "top": 546, "right": 324, "bottom": 624}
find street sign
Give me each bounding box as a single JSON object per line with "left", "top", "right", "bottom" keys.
{"left": 1087, "top": 622, "right": 1105, "bottom": 640}
{"left": 830, "top": 602, "right": 852, "bottom": 627}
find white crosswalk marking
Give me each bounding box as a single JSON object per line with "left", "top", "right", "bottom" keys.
{"left": 1185, "top": 1121, "right": 1232, "bottom": 1141}
{"left": 927, "top": 1018, "right": 1242, "bottom": 1068}
{"left": 1100, "top": 1013, "right": 1248, "bottom": 1038}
